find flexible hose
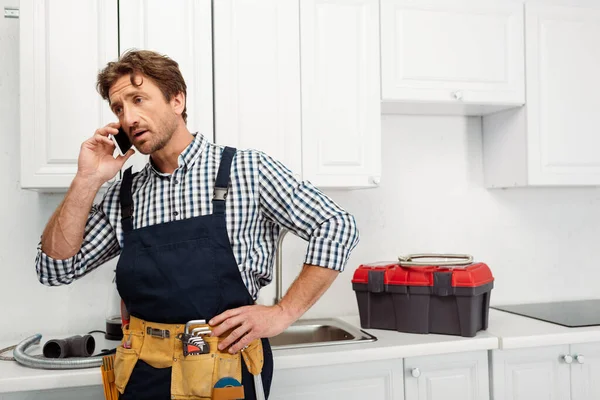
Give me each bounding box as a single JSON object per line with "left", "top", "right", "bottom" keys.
{"left": 13, "top": 334, "right": 104, "bottom": 369}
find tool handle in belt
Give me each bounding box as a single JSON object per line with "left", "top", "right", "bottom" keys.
{"left": 120, "top": 299, "right": 130, "bottom": 327}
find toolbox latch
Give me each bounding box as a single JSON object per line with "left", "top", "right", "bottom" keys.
{"left": 433, "top": 272, "right": 453, "bottom": 296}
{"left": 367, "top": 270, "right": 385, "bottom": 293}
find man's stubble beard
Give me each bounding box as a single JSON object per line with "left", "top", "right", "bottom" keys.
{"left": 138, "top": 116, "right": 179, "bottom": 155}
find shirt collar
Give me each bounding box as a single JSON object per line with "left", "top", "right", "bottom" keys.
{"left": 149, "top": 132, "right": 207, "bottom": 176}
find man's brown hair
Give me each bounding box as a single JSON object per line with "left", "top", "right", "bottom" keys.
{"left": 97, "top": 49, "right": 188, "bottom": 123}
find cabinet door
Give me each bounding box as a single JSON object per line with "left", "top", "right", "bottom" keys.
{"left": 269, "top": 359, "right": 404, "bottom": 400}
{"left": 119, "top": 0, "right": 213, "bottom": 173}
{"left": 571, "top": 342, "right": 600, "bottom": 400}
{"left": 525, "top": 4, "right": 600, "bottom": 186}
{"left": 380, "top": 0, "right": 524, "bottom": 113}
{"left": 404, "top": 351, "right": 489, "bottom": 400}
{"left": 20, "top": 0, "right": 118, "bottom": 190}
{"left": 213, "top": 0, "right": 302, "bottom": 176}
{"left": 490, "top": 346, "right": 571, "bottom": 400}
{"left": 300, "top": 0, "right": 381, "bottom": 188}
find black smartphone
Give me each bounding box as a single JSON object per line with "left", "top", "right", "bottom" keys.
{"left": 110, "top": 127, "right": 132, "bottom": 156}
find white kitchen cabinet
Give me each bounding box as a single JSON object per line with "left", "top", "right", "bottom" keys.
{"left": 380, "top": 0, "right": 525, "bottom": 116}
{"left": 483, "top": 4, "right": 600, "bottom": 187}
{"left": 571, "top": 342, "right": 600, "bottom": 400}
{"left": 20, "top": 0, "right": 213, "bottom": 189}
{"left": 213, "top": 0, "right": 302, "bottom": 175}
{"left": 491, "top": 345, "right": 571, "bottom": 400}
{"left": 214, "top": 0, "right": 381, "bottom": 188}
{"left": 21, "top": 0, "right": 380, "bottom": 190}
{"left": 269, "top": 358, "right": 404, "bottom": 400}
{"left": 300, "top": 0, "right": 381, "bottom": 188}
{"left": 404, "top": 351, "right": 490, "bottom": 400}
{"left": 118, "top": 0, "right": 213, "bottom": 174}
{"left": 20, "top": 0, "right": 118, "bottom": 190}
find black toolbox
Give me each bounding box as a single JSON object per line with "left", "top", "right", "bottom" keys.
{"left": 352, "top": 256, "right": 494, "bottom": 337}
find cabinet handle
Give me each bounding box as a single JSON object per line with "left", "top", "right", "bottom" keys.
{"left": 452, "top": 90, "right": 463, "bottom": 101}
{"left": 411, "top": 368, "right": 421, "bottom": 378}
{"left": 575, "top": 355, "right": 585, "bottom": 364}
{"left": 563, "top": 355, "right": 573, "bottom": 364}
{"left": 369, "top": 176, "right": 381, "bottom": 185}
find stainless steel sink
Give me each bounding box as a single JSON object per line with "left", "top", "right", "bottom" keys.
{"left": 270, "top": 318, "right": 377, "bottom": 350}
{"left": 268, "top": 232, "right": 376, "bottom": 350}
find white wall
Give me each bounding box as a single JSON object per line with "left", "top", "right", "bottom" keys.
{"left": 302, "top": 114, "right": 600, "bottom": 319}
{"left": 4, "top": 0, "right": 600, "bottom": 345}
{"left": 0, "top": 0, "right": 118, "bottom": 344}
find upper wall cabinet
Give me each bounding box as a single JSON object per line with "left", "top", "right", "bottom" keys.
{"left": 380, "top": 0, "right": 525, "bottom": 116}
{"left": 300, "top": 0, "right": 381, "bottom": 188}
{"left": 21, "top": 0, "right": 380, "bottom": 190}
{"left": 483, "top": 4, "right": 600, "bottom": 187}
{"left": 213, "top": 0, "right": 302, "bottom": 177}
{"left": 214, "top": 0, "right": 381, "bottom": 189}
{"left": 119, "top": 0, "right": 213, "bottom": 174}
{"left": 20, "top": 0, "right": 118, "bottom": 190}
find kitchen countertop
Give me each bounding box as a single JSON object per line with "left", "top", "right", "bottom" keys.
{"left": 273, "top": 316, "right": 498, "bottom": 370}
{"left": 0, "top": 315, "right": 498, "bottom": 394}
{"left": 488, "top": 308, "right": 600, "bottom": 350}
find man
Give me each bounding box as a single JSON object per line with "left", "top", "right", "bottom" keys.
{"left": 35, "top": 50, "right": 359, "bottom": 399}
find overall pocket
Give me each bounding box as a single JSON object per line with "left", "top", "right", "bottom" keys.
{"left": 133, "top": 238, "right": 222, "bottom": 319}
{"left": 114, "top": 347, "right": 140, "bottom": 393}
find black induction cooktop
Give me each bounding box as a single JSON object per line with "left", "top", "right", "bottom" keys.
{"left": 492, "top": 299, "right": 600, "bottom": 328}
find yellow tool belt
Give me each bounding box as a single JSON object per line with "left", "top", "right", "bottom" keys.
{"left": 113, "top": 315, "right": 264, "bottom": 400}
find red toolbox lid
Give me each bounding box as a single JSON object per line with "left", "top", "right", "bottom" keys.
{"left": 386, "top": 263, "right": 494, "bottom": 288}
{"left": 352, "top": 262, "right": 397, "bottom": 284}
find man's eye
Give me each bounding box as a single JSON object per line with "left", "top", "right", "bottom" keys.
{"left": 115, "top": 107, "right": 123, "bottom": 115}
{"left": 135, "top": 97, "right": 142, "bottom": 104}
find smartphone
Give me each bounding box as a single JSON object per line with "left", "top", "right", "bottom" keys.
{"left": 111, "top": 127, "right": 132, "bottom": 156}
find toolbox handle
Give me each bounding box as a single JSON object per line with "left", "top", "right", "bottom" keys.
{"left": 398, "top": 253, "right": 473, "bottom": 267}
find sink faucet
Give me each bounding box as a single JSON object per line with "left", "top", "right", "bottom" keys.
{"left": 274, "top": 228, "right": 289, "bottom": 305}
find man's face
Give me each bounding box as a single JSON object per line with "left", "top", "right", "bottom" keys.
{"left": 108, "top": 74, "right": 179, "bottom": 155}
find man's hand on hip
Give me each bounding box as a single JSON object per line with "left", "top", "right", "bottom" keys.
{"left": 209, "top": 304, "right": 294, "bottom": 354}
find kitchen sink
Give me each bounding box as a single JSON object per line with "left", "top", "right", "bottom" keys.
{"left": 269, "top": 318, "right": 377, "bottom": 350}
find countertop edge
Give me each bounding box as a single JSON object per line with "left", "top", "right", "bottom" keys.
{"left": 273, "top": 336, "right": 499, "bottom": 370}
{"left": 494, "top": 331, "right": 600, "bottom": 350}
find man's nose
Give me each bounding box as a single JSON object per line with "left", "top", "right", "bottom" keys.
{"left": 122, "top": 106, "right": 139, "bottom": 132}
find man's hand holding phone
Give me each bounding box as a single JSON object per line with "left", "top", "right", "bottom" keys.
{"left": 76, "top": 123, "right": 135, "bottom": 189}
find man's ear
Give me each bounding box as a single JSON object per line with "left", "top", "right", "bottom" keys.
{"left": 171, "top": 91, "right": 186, "bottom": 116}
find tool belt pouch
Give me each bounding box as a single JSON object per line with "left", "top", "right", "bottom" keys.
{"left": 172, "top": 336, "right": 265, "bottom": 399}
{"left": 171, "top": 335, "right": 239, "bottom": 399}
{"left": 241, "top": 338, "right": 264, "bottom": 376}
{"left": 113, "top": 318, "right": 265, "bottom": 399}
{"left": 113, "top": 326, "right": 144, "bottom": 394}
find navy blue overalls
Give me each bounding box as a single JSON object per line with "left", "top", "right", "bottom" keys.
{"left": 115, "top": 146, "right": 273, "bottom": 399}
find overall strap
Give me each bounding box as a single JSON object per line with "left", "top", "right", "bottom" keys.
{"left": 212, "top": 146, "right": 236, "bottom": 214}
{"left": 120, "top": 167, "right": 135, "bottom": 233}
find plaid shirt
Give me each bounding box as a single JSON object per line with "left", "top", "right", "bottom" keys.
{"left": 35, "top": 133, "right": 359, "bottom": 300}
